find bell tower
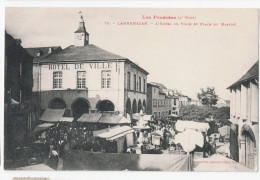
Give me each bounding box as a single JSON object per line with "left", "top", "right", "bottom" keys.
{"left": 74, "top": 12, "right": 89, "bottom": 46}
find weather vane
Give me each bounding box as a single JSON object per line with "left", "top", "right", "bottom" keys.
{"left": 79, "top": 11, "right": 84, "bottom": 21}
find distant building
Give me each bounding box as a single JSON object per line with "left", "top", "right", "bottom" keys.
{"left": 177, "top": 93, "right": 191, "bottom": 107}
{"left": 5, "top": 31, "right": 34, "bottom": 155}
{"left": 31, "top": 15, "right": 148, "bottom": 120}
{"left": 227, "top": 61, "right": 258, "bottom": 170}
{"left": 147, "top": 82, "right": 172, "bottom": 119}
{"left": 167, "top": 89, "right": 180, "bottom": 115}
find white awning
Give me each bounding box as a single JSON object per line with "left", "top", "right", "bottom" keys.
{"left": 168, "top": 114, "right": 179, "bottom": 118}
{"left": 228, "top": 118, "right": 238, "bottom": 125}
{"left": 59, "top": 117, "right": 74, "bottom": 122}
{"left": 107, "top": 129, "right": 135, "bottom": 141}
{"left": 143, "top": 115, "right": 154, "bottom": 121}
{"left": 33, "top": 123, "right": 54, "bottom": 133}
{"left": 10, "top": 98, "right": 19, "bottom": 105}
{"left": 175, "top": 120, "right": 210, "bottom": 132}
{"left": 93, "top": 126, "right": 134, "bottom": 141}
{"left": 118, "top": 116, "right": 131, "bottom": 124}
{"left": 218, "top": 126, "right": 230, "bottom": 136}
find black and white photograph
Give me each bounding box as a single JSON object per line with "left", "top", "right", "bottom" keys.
{"left": 3, "top": 7, "right": 259, "bottom": 173}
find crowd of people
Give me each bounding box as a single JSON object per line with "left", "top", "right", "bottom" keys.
{"left": 132, "top": 118, "right": 218, "bottom": 156}
{"left": 130, "top": 119, "right": 180, "bottom": 154}
{"left": 32, "top": 116, "right": 219, "bottom": 168}
{"left": 34, "top": 122, "right": 107, "bottom": 168}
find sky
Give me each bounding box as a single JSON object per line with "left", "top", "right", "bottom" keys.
{"left": 5, "top": 8, "right": 259, "bottom": 100}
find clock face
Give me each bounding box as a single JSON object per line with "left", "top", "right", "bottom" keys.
{"left": 77, "top": 35, "right": 82, "bottom": 40}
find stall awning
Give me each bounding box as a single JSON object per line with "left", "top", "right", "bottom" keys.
{"left": 143, "top": 115, "right": 154, "bottom": 121}
{"left": 77, "top": 113, "right": 102, "bottom": 123}
{"left": 107, "top": 129, "right": 135, "bottom": 141}
{"left": 218, "top": 126, "right": 230, "bottom": 136}
{"left": 93, "top": 125, "right": 134, "bottom": 141}
{"left": 118, "top": 116, "right": 131, "bottom": 124}
{"left": 132, "top": 113, "right": 141, "bottom": 120}
{"left": 10, "top": 98, "right": 20, "bottom": 105}
{"left": 33, "top": 123, "right": 54, "bottom": 133}
{"left": 59, "top": 117, "right": 74, "bottom": 122}
{"left": 39, "top": 108, "right": 65, "bottom": 122}
{"left": 168, "top": 114, "right": 179, "bottom": 118}
{"left": 98, "top": 113, "right": 130, "bottom": 124}
{"left": 228, "top": 118, "right": 238, "bottom": 125}
{"left": 133, "top": 125, "right": 150, "bottom": 130}
{"left": 175, "top": 120, "right": 210, "bottom": 132}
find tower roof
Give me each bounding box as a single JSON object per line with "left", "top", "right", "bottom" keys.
{"left": 74, "top": 13, "right": 89, "bottom": 34}
{"left": 227, "top": 61, "right": 259, "bottom": 89}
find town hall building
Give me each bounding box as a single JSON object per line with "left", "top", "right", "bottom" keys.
{"left": 31, "top": 15, "right": 149, "bottom": 120}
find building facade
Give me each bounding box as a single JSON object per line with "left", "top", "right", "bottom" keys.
{"left": 167, "top": 89, "right": 180, "bottom": 115}
{"left": 5, "top": 31, "right": 34, "bottom": 155}
{"left": 178, "top": 94, "right": 191, "bottom": 107}
{"left": 32, "top": 16, "right": 148, "bottom": 120}
{"left": 26, "top": 46, "right": 62, "bottom": 117}
{"left": 228, "top": 61, "right": 258, "bottom": 171}
{"left": 147, "top": 82, "right": 172, "bottom": 119}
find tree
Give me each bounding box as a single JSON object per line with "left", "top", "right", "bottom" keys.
{"left": 179, "top": 105, "right": 230, "bottom": 126}
{"left": 197, "top": 87, "right": 218, "bottom": 107}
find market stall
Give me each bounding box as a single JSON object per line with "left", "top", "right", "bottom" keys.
{"left": 33, "top": 123, "right": 55, "bottom": 133}
{"left": 39, "top": 108, "right": 66, "bottom": 122}
{"left": 174, "top": 129, "right": 204, "bottom": 153}
{"left": 93, "top": 125, "right": 134, "bottom": 153}
{"left": 175, "top": 120, "right": 210, "bottom": 132}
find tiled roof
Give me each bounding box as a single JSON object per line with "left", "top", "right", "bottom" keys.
{"left": 147, "top": 82, "right": 159, "bottom": 87}
{"left": 25, "top": 46, "right": 62, "bottom": 62}
{"left": 74, "top": 29, "right": 89, "bottom": 34}
{"left": 227, "top": 61, "right": 259, "bottom": 89}
{"left": 159, "top": 89, "right": 166, "bottom": 95}
{"left": 5, "top": 31, "right": 33, "bottom": 60}
{"left": 150, "top": 82, "right": 167, "bottom": 90}
{"left": 31, "top": 44, "right": 149, "bottom": 74}
{"left": 37, "top": 44, "right": 126, "bottom": 63}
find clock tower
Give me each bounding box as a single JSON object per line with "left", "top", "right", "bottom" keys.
{"left": 74, "top": 13, "right": 89, "bottom": 46}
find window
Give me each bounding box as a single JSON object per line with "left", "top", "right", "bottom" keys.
{"left": 127, "top": 72, "right": 131, "bottom": 90}
{"left": 101, "top": 70, "right": 111, "bottom": 88}
{"left": 143, "top": 79, "right": 146, "bottom": 93}
{"left": 53, "top": 71, "right": 62, "bottom": 89}
{"left": 134, "top": 74, "right": 136, "bottom": 91}
{"left": 174, "top": 99, "right": 177, "bottom": 105}
{"left": 154, "top": 112, "right": 157, "bottom": 117}
{"left": 139, "top": 77, "right": 142, "bottom": 92}
{"left": 77, "top": 71, "right": 86, "bottom": 89}
{"left": 154, "top": 88, "right": 156, "bottom": 93}
{"left": 153, "top": 99, "right": 157, "bottom": 107}
{"left": 137, "top": 77, "right": 139, "bottom": 91}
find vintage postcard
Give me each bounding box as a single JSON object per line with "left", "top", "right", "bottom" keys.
{"left": 4, "top": 7, "right": 259, "bottom": 172}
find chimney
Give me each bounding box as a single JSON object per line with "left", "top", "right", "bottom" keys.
{"left": 15, "top": 39, "right": 22, "bottom": 46}
{"left": 48, "top": 47, "right": 53, "bottom": 54}
{"left": 36, "top": 49, "right": 41, "bottom": 57}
